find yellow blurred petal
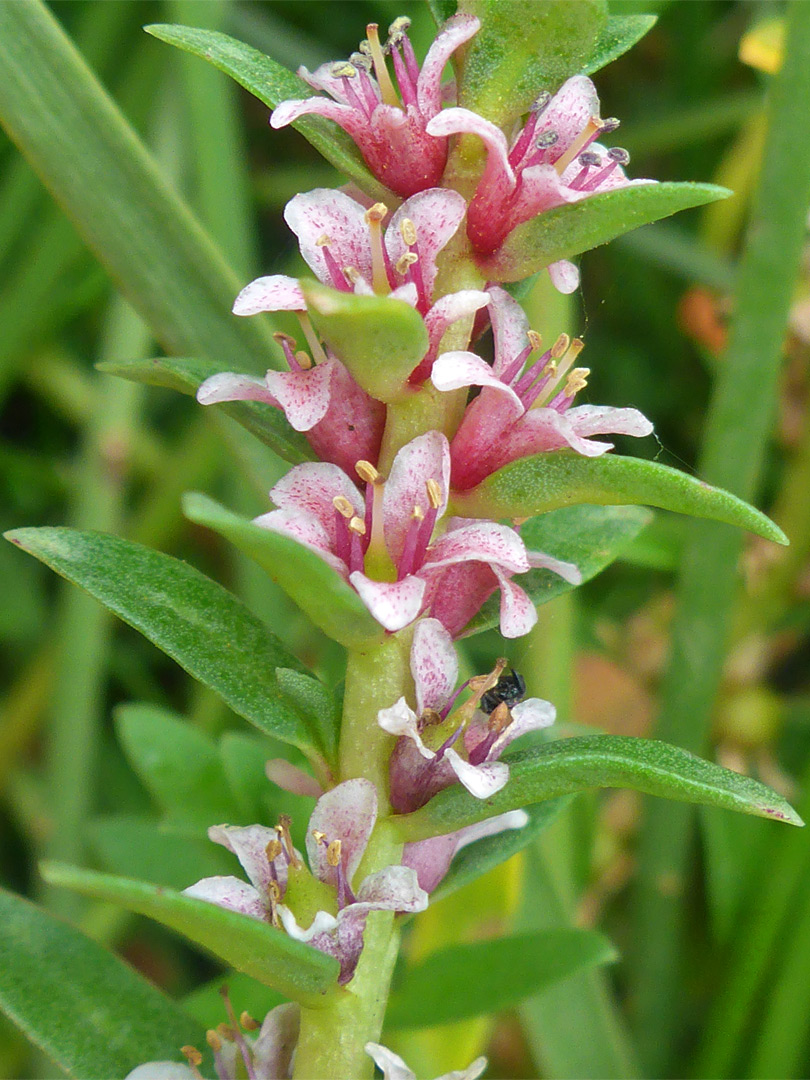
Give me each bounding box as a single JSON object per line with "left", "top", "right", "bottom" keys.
{"left": 739, "top": 18, "right": 785, "bottom": 74}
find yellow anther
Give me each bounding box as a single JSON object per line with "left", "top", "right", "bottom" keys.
{"left": 216, "top": 1023, "right": 235, "bottom": 1042}
{"left": 457, "top": 658, "right": 508, "bottom": 724}
{"left": 349, "top": 516, "right": 367, "bottom": 536}
{"left": 182, "top": 1046, "right": 204, "bottom": 1066}
{"left": 527, "top": 329, "right": 543, "bottom": 351}
{"left": 312, "top": 830, "right": 327, "bottom": 843}
{"left": 240, "top": 1012, "right": 261, "bottom": 1032}
{"left": 554, "top": 116, "right": 602, "bottom": 174}
{"left": 365, "top": 202, "right": 389, "bottom": 224}
{"left": 273, "top": 331, "right": 297, "bottom": 349}
{"left": 564, "top": 337, "right": 585, "bottom": 364}
{"left": 426, "top": 478, "right": 442, "bottom": 510}
{"left": 294, "top": 350, "right": 313, "bottom": 370}
{"left": 276, "top": 815, "right": 301, "bottom": 867}
{"left": 343, "top": 266, "right": 362, "bottom": 285}
{"left": 206, "top": 1030, "right": 223, "bottom": 1052}
{"left": 315, "top": 233, "right": 332, "bottom": 248}
{"left": 356, "top": 459, "right": 381, "bottom": 484}
{"left": 326, "top": 839, "right": 343, "bottom": 867}
{"left": 543, "top": 360, "right": 558, "bottom": 379}
{"left": 551, "top": 333, "right": 570, "bottom": 359}
{"left": 388, "top": 15, "right": 412, "bottom": 36}
{"left": 331, "top": 62, "right": 357, "bottom": 78}
{"left": 265, "top": 838, "right": 283, "bottom": 862}
{"left": 565, "top": 367, "right": 590, "bottom": 396}
{"left": 489, "top": 701, "right": 511, "bottom": 733}
{"left": 395, "top": 251, "right": 419, "bottom": 276}
{"left": 399, "top": 217, "right": 417, "bottom": 246}
{"left": 333, "top": 495, "right": 355, "bottom": 518}
{"left": 412, "top": 504, "right": 425, "bottom": 521}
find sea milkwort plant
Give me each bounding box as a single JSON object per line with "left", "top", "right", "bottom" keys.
{"left": 1, "top": 3, "right": 810, "bottom": 1080}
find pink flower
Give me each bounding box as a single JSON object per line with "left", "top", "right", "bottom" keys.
{"left": 254, "top": 431, "right": 578, "bottom": 636}
{"left": 378, "top": 618, "right": 556, "bottom": 813}
{"left": 271, "top": 15, "right": 480, "bottom": 198}
{"left": 184, "top": 781, "right": 427, "bottom": 985}
{"left": 426, "top": 75, "right": 655, "bottom": 261}
{"left": 365, "top": 1042, "right": 487, "bottom": 1080}
{"left": 432, "top": 286, "right": 653, "bottom": 490}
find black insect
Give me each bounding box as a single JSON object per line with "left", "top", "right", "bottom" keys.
{"left": 480, "top": 668, "right": 526, "bottom": 715}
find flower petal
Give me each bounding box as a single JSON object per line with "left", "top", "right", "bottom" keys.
{"left": 271, "top": 95, "right": 370, "bottom": 146}
{"left": 566, "top": 403, "right": 654, "bottom": 439}
{"left": 284, "top": 189, "right": 372, "bottom": 286}
{"left": 306, "top": 778, "right": 377, "bottom": 886}
{"left": 424, "top": 290, "right": 490, "bottom": 362}
{"left": 252, "top": 1003, "right": 301, "bottom": 1080}
{"left": 354, "top": 865, "right": 429, "bottom": 913}
{"left": 416, "top": 13, "right": 480, "bottom": 116}
{"left": 125, "top": 1064, "right": 196, "bottom": 1080}
{"left": 411, "top": 617, "right": 458, "bottom": 714}
{"left": 425, "top": 561, "right": 498, "bottom": 639}
{"left": 365, "top": 1043, "right": 416, "bottom": 1080}
{"left": 262, "top": 362, "right": 335, "bottom": 432}
{"left": 382, "top": 431, "right": 451, "bottom": 562}
{"left": 426, "top": 108, "right": 514, "bottom": 189}
{"left": 265, "top": 759, "right": 324, "bottom": 798}
{"left": 427, "top": 521, "right": 530, "bottom": 574}
{"left": 453, "top": 809, "right": 531, "bottom": 853}
{"left": 196, "top": 372, "right": 279, "bottom": 408}
{"left": 444, "top": 747, "right": 510, "bottom": 799}
{"left": 377, "top": 696, "right": 434, "bottom": 759}
{"left": 490, "top": 698, "right": 556, "bottom": 758}
{"left": 277, "top": 905, "right": 337, "bottom": 942}
{"left": 537, "top": 75, "right": 601, "bottom": 158}
{"left": 493, "top": 566, "right": 538, "bottom": 638}
{"left": 232, "top": 274, "right": 305, "bottom": 315}
{"left": 207, "top": 824, "right": 284, "bottom": 898}
{"left": 252, "top": 508, "right": 347, "bottom": 576}
{"left": 182, "top": 876, "right": 268, "bottom": 920}
{"left": 350, "top": 572, "right": 427, "bottom": 632}
{"left": 526, "top": 548, "right": 582, "bottom": 585}
{"left": 386, "top": 189, "right": 467, "bottom": 300}
{"left": 431, "top": 350, "right": 522, "bottom": 408}
{"left": 488, "top": 286, "right": 530, "bottom": 377}
{"left": 270, "top": 461, "right": 364, "bottom": 534}
{"left": 402, "top": 833, "right": 460, "bottom": 894}
{"left": 548, "top": 259, "right": 580, "bottom": 295}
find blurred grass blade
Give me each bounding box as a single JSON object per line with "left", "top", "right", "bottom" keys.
{"left": 386, "top": 929, "right": 616, "bottom": 1029}
{"left": 97, "top": 356, "right": 314, "bottom": 464}
{"left": 41, "top": 863, "right": 340, "bottom": 1004}
{"left": 630, "top": 4, "right": 810, "bottom": 1072}
{"left": 0, "top": 0, "right": 277, "bottom": 370}
{"left": 144, "top": 22, "right": 385, "bottom": 198}
{"left": 4, "top": 526, "right": 321, "bottom": 757}
{"left": 0, "top": 886, "right": 205, "bottom": 1078}
{"left": 395, "top": 735, "right": 802, "bottom": 842}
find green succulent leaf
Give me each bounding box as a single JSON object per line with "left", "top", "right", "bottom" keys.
{"left": 450, "top": 451, "right": 787, "bottom": 545}
{"left": 482, "top": 183, "right": 731, "bottom": 282}
{"left": 431, "top": 799, "right": 571, "bottom": 902}
{"left": 182, "top": 492, "right": 383, "bottom": 649}
{"left": 426, "top": 0, "right": 458, "bottom": 25}
{"left": 115, "top": 704, "right": 240, "bottom": 829}
{"left": 394, "top": 735, "right": 804, "bottom": 842}
{"left": 582, "top": 14, "right": 658, "bottom": 75}
{"left": 457, "top": 0, "right": 607, "bottom": 126}
{"left": 41, "top": 864, "right": 340, "bottom": 1004}
{"left": 144, "top": 24, "right": 387, "bottom": 199}
{"left": 462, "top": 504, "right": 651, "bottom": 636}
{"left": 276, "top": 669, "right": 340, "bottom": 765}
{"left": 300, "top": 279, "right": 429, "bottom": 403}
{"left": 3, "top": 527, "right": 322, "bottom": 756}
{"left": 0, "top": 886, "right": 206, "bottom": 1078}
{"left": 97, "top": 357, "right": 315, "bottom": 465}
{"left": 387, "top": 929, "right": 616, "bottom": 1029}
{"left": 89, "top": 817, "right": 233, "bottom": 889}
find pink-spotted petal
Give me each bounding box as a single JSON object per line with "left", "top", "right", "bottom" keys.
{"left": 382, "top": 431, "right": 451, "bottom": 562}
{"left": 196, "top": 372, "right": 279, "bottom": 408}
{"left": 386, "top": 189, "right": 467, "bottom": 299}
{"left": 270, "top": 462, "right": 364, "bottom": 532}
{"left": 492, "top": 567, "right": 538, "bottom": 638}
{"left": 536, "top": 75, "right": 601, "bottom": 156}
{"left": 527, "top": 549, "right": 582, "bottom": 585}
{"left": 548, "top": 259, "right": 580, "bottom": 295}
{"left": 251, "top": 508, "right": 346, "bottom": 576}
{"left": 567, "top": 404, "right": 654, "bottom": 439}
{"left": 487, "top": 286, "right": 530, "bottom": 377}
{"left": 182, "top": 876, "right": 268, "bottom": 920}
{"left": 424, "top": 290, "right": 490, "bottom": 357}
{"left": 265, "top": 759, "right": 323, "bottom": 798}
{"left": 377, "top": 697, "right": 434, "bottom": 759}
{"left": 401, "top": 833, "right": 460, "bottom": 894}
{"left": 365, "top": 1044, "right": 416, "bottom": 1080}
{"left": 489, "top": 698, "right": 556, "bottom": 758}
{"left": 207, "top": 824, "right": 283, "bottom": 898}
{"left": 284, "top": 189, "right": 372, "bottom": 285}
{"left": 354, "top": 865, "right": 428, "bottom": 913}
{"left": 252, "top": 1003, "right": 301, "bottom": 1080}
{"left": 271, "top": 95, "right": 371, "bottom": 147}
{"left": 454, "top": 810, "right": 530, "bottom": 853}
{"left": 431, "top": 351, "right": 522, "bottom": 409}
{"left": 503, "top": 407, "right": 614, "bottom": 459}
{"left": 444, "top": 747, "right": 509, "bottom": 799}
{"left": 427, "top": 521, "right": 530, "bottom": 575}
{"left": 126, "top": 1064, "right": 197, "bottom": 1080}
{"left": 411, "top": 616, "right": 458, "bottom": 714}
{"left": 262, "top": 362, "right": 334, "bottom": 432}
{"left": 416, "top": 13, "right": 481, "bottom": 116}
{"left": 350, "top": 572, "right": 427, "bottom": 632}
{"left": 511, "top": 162, "right": 579, "bottom": 220}
{"left": 232, "top": 274, "right": 305, "bottom": 315}
{"left": 307, "top": 777, "right": 377, "bottom": 886}
{"left": 426, "top": 108, "right": 514, "bottom": 190}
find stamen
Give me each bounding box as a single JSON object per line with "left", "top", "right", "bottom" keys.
{"left": 216, "top": 1023, "right": 235, "bottom": 1042}
{"left": 333, "top": 496, "right": 354, "bottom": 566}
{"left": 349, "top": 516, "right": 367, "bottom": 573}
{"left": 528, "top": 329, "right": 542, "bottom": 351}
{"left": 312, "top": 829, "right": 327, "bottom": 844}
{"left": 326, "top": 839, "right": 342, "bottom": 867}
{"left": 241, "top": 1012, "right": 260, "bottom": 1032}
{"left": 331, "top": 62, "right": 356, "bottom": 79}
{"left": 276, "top": 815, "right": 301, "bottom": 868}
{"left": 397, "top": 505, "right": 425, "bottom": 580}
{"left": 315, "top": 234, "right": 353, "bottom": 292}
{"left": 554, "top": 117, "right": 603, "bottom": 175}
{"left": 265, "top": 838, "right": 282, "bottom": 863}
{"left": 388, "top": 15, "right": 412, "bottom": 38}
{"left": 552, "top": 333, "right": 570, "bottom": 359}
{"left": 399, "top": 217, "right": 417, "bottom": 246}
{"left": 550, "top": 366, "right": 590, "bottom": 410}
{"left": 580, "top": 146, "right": 631, "bottom": 191}
{"left": 294, "top": 350, "right": 312, "bottom": 370}
{"left": 365, "top": 202, "right": 391, "bottom": 294}
{"left": 366, "top": 23, "right": 400, "bottom": 107}
{"left": 206, "top": 1030, "right": 223, "bottom": 1053}
{"left": 607, "top": 146, "right": 630, "bottom": 165}
{"left": 426, "top": 478, "right": 442, "bottom": 510}
{"left": 273, "top": 332, "right": 303, "bottom": 372}
{"left": 356, "top": 459, "right": 381, "bottom": 484}
{"left": 181, "top": 1047, "right": 205, "bottom": 1080}
{"left": 333, "top": 495, "right": 355, "bottom": 518}
{"left": 454, "top": 659, "right": 508, "bottom": 726}
{"left": 568, "top": 149, "right": 603, "bottom": 190}
{"left": 350, "top": 517, "right": 367, "bottom": 536}
{"left": 601, "top": 117, "right": 621, "bottom": 135}
{"left": 534, "top": 339, "right": 586, "bottom": 407}
{"left": 220, "top": 987, "right": 258, "bottom": 1080}
{"left": 389, "top": 34, "right": 418, "bottom": 107}
{"left": 509, "top": 92, "right": 552, "bottom": 167}
{"left": 396, "top": 251, "right": 419, "bottom": 275}
{"left": 504, "top": 343, "right": 536, "bottom": 388}
{"left": 294, "top": 311, "right": 328, "bottom": 364}
{"left": 350, "top": 51, "right": 372, "bottom": 71}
